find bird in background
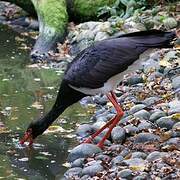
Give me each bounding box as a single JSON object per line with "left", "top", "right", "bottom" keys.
{"left": 20, "top": 29, "right": 178, "bottom": 148}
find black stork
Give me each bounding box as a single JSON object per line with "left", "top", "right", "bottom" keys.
{"left": 20, "top": 30, "right": 176, "bottom": 148}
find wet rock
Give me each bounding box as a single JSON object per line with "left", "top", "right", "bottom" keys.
{"left": 131, "top": 152, "right": 147, "bottom": 159}
{"left": 135, "top": 132, "right": 160, "bottom": 143}
{"left": 117, "top": 169, "right": 133, "bottom": 179}
{"left": 124, "top": 125, "right": 139, "bottom": 135}
{"left": 111, "top": 126, "right": 126, "bottom": 144}
{"left": 172, "top": 76, "right": 180, "bottom": 90}
{"left": 68, "top": 144, "right": 102, "bottom": 162}
{"left": 146, "top": 151, "right": 168, "bottom": 162}
{"left": 143, "top": 96, "right": 160, "bottom": 106}
{"left": 64, "top": 167, "right": 82, "bottom": 179}
{"left": 149, "top": 111, "right": 166, "bottom": 122}
{"left": 156, "top": 116, "right": 175, "bottom": 130}
{"left": 120, "top": 116, "right": 132, "bottom": 125}
{"left": 134, "top": 110, "right": 150, "bottom": 120}
{"left": 82, "top": 162, "right": 103, "bottom": 177}
{"left": 110, "top": 155, "right": 124, "bottom": 167}
{"left": 129, "top": 104, "right": 146, "bottom": 114}
{"left": 76, "top": 124, "right": 94, "bottom": 137}
{"left": 71, "top": 158, "right": 85, "bottom": 168}
{"left": 138, "top": 121, "right": 152, "bottom": 131}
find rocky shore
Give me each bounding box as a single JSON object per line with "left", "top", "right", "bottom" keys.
{"left": 63, "top": 46, "right": 180, "bottom": 179}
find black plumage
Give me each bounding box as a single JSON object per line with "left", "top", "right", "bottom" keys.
{"left": 20, "top": 30, "right": 176, "bottom": 147}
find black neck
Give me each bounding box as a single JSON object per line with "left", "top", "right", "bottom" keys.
{"left": 38, "top": 80, "right": 86, "bottom": 132}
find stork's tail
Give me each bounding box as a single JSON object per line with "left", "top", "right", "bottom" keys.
{"left": 119, "top": 29, "right": 177, "bottom": 48}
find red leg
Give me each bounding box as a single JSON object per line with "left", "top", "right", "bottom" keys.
{"left": 97, "top": 91, "right": 124, "bottom": 148}
{"left": 83, "top": 115, "right": 118, "bottom": 143}
{"left": 83, "top": 91, "right": 124, "bottom": 148}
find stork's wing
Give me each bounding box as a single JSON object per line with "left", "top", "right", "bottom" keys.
{"left": 63, "top": 38, "right": 143, "bottom": 89}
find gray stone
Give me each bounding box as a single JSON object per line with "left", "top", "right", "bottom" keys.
{"left": 131, "top": 152, "right": 147, "bottom": 159}
{"left": 117, "top": 169, "right": 133, "bottom": 179}
{"left": 68, "top": 144, "right": 102, "bottom": 162}
{"left": 134, "top": 110, "right": 150, "bottom": 120}
{"left": 164, "top": 51, "right": 178, "bottom": 61}
{"left": 138, "top": 121, "right": 152, "bottom": 130}
{"left": 163, "top": 17, "right": 178, "bottom": 29}
{"left": 172, "top": 76, "right": 180, "bottom": 90}
{"left": 149, "top": 111, "right": 166, "bottom": 122}
{"left": 143, "top": 96, "right": 160, "bottom": 106}
{"left": 76, "top": 124, "right": 94, "bottom": 137}
{"left": 82, "top": 163, "right": 103, "bottom": 177}
{"left": 92, "top": 121, "right": 106, "bottom": 131}
{"left": 64, "top": 167, "right": 82, "bottom": 179}
{"left": 123, "top": 158, "right": 146, "bottom": 167}
{"left": 163, "top": 137, "right": 180, "bottom": 146}
{"left": 168, "top": 99, "right": 180, "bottom": 115}
{"left": 133, "top": 172, "right": 149, "bottom": 180}
{"left": 143, "top": 59, "right": 160, "bottom": 73}
{"left": 124, "top": 125, "right": 139, "bottom": 135}
{"left": 172, "top": 122, "right": 180, "bottom": 131}
{"left": 94, "top": 32, "right": 109, "bottom": 41}
{"left": 111, "top": 126, "right": 126, "bottom": 144}
{"left": 156, "top": 116, "right": 175, "bottom": 130}
{"left": 110, "top": 155, "right": 124, "bottom": 167}
{"left": 71, "top": 158, "right": 85, "bottom": 168}
{"left": 119, "top": 116, "right": 132, "bottom": 125}
{"left": 129, "top": 104, "right": 146, "bottom": 114}
{"left": 135, "top": 133, "right": 160, "bottom": 143}
{"left": 146, "top": 151, "right": 168, "bottom": 162}
{"left": 120, "top": 148, "right": 131, "bottom": 157}
{"left": 80, "top": 175, "right": 91, "bottom": 180}
{"left": 126, "top": 75, "right": 144, "bottom": 85}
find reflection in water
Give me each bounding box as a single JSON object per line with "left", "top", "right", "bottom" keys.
{"left": 0, "top": 24, "right": 89, "bottom": 179}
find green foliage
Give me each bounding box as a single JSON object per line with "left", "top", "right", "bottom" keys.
{"left": 97, "top": 0, "right": 148, "bottom": 19}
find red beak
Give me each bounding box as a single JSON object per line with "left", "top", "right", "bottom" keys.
{"left": 20, "top": 129, "right": 33, "bottom": 146}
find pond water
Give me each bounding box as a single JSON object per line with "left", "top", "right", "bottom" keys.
{"left": 0, "top": 24, "right": 90, "bottom": 179}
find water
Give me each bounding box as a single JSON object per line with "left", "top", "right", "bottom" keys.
{"left": 0, "top": 24, "right": 90, "bottom": 179}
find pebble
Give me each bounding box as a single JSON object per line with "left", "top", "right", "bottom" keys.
{"left": 82, "top": 162, "right": 103, "bottom": 177}
{"left": 95, "top": 154, "right": 110, "bottom": 162}
{"left": 123, "top": 158, "right": 146, "bottom": 170}
{"left": 111, "top": 126, "right": 126, "bottom": 144}
{"left": 117, "top": 169, "right": 133, "bottom": 179}
{"left": 135, "top": 132, "right": 160, "bottom": 143}
{"left": 71, "top": 158, "right": 85, "bottom": 168}
{"left": 110, "top": 155, "right": 124, "bottom": 167}
{"left": 149, "top": 111, "right": 166, "bottom": 122}
{"left": 133, "top": 172, "right": 149, "bottom": 180}
{"left": 64, "top": 167, "right": 82, "bottom": 179}
{"left": 131, "top": 152, "right": 147, "bottom": 159}
{"left": 146, "top": 151, "right": 168, "bottom": 162}
{"left": 138, "top": 121, "right": 152, "bottom": 130}
{"left": 129, "top": 104, "right": 146, "bottom": 114}
{"left": 124, "top": 125, "right": 139, "bottom": 135}
{"left": 68, "top": 144, "right": 102, "bottom": 162}
{"left": 134, "top": 110, "right": 150, "bottom": 120}
{"left": 125, "top": 75, "right": 144, "bottom": 85}
{"left": 156, "top": 116, "right": 176, "bottom": 130}
{"left": 172, "top": 76, "right": 180, "bottom": 90}
{"left": 172, "top": 122, "right": 180, "bottom": 131}
{"left": 143, "top": 96, "right": 160, "bottom": 106}
{"left": 76, "top": 124, "right": 94, "bottom": 138}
